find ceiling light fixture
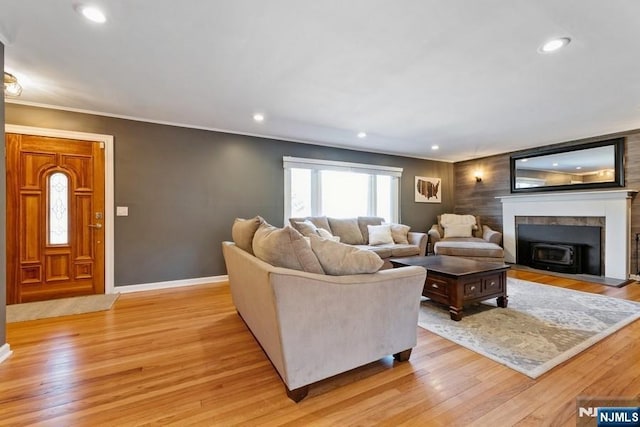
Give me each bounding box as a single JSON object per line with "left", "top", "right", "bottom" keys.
{"left": 357, "top": 132, "right": 367, "bottom": 138}
{"left": 4, "top": 72, "right": 23, "bottom": 97}
{"left": 253, "top": 113, "right": 264, "bottom": 122}
{"left": 76, "top": 4, "right": 107, "bottom": 23}
{"left": 539, "top": 37, "right": 571, "bottom": 53}
{"left": 431, "top": 145, "right": 439, "bottom": 150}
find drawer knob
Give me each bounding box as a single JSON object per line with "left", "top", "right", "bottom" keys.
{"left": 431, "top": 283, "right": 439, "bottom": 288}
{"left": 490, "top": 281, "right": 496, "bottom": 286}
{"left": 470, "top": 286, "right": 476, "bottom": 291}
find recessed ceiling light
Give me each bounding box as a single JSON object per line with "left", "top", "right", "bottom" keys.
{"left": 521, "top": 159, "right": 528, "bottom": 162}
{"left": 539, "top": 37, "right": 571, "bottom": 53}
{"left": 76, "top": 4, "right": 107, "bottom": 23}
{"left": 357, "top": 132, "right": 367, "bottom": 138}
{"left": 253, "top": 113, "right": 264, "bottom": 122}
{"left": 431, "top": 145, "right": 439, "bottom": 150}
{"left": 552, "top": 162, "right": 559, "bottom": 166}
{"left": 576, "top": 166, "right": 582, "bottom": 170}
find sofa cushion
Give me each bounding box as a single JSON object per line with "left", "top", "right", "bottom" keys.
{"left": 443, "top": 223, "right": 473, "bottom": 238}
{"left": 328, "top": 217, "right": 365, "bottom": 245}
{"left": 232, "top": 216, "right": 264, "bottom": 254}
{"left": 434, "top": 239, "right": 504, "bottom": 258}
{"left": 389, "top": 223, "right": 410, "bottom": 244}
{"left": 310, "top": 235, "right": 383, "bottom": 275}
{"left": 357, "top": 216, "right": 384, "bottom": 243}
{"left": 354, "top": 245, "right": 393, "bottom": 259}
{"left": 380, "top": 243, "right": 421, "bottom": 257}
{"left": 367, "top": 224, "right": 394, "bottom": 245}
{"left": 253, "top": 224, "right": 325, "bottom": 274}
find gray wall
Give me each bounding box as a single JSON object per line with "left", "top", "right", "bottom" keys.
{"left": 1, "top": 42, "right": 7, "bottom": 346}
{"left": 6, "top": 104, "right": 453, "bottom": 286}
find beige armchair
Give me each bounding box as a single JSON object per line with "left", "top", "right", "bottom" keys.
{"left": 427, "top": 214, "right": 504, "bottom": 262}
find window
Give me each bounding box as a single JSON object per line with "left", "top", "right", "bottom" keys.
{"left": 284, "top": 157, "right": 402, "bottom": 222}
{"left": 48, "top": 172, "right": 69, "bottom": 245}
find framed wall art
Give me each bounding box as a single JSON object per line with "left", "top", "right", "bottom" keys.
{"left": 415, "top": 176, "right": 441, "bottom": 203}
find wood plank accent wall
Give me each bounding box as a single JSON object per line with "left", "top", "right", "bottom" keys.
{"left": 453, "top": 153, "right": 510, "bottom": 232}
{"left": 454, "top": 129, "right": 640, "bottom": 276}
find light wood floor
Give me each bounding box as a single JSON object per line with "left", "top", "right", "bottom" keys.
{"left": 2, "top": 271, "right": 640, "bottom": 426}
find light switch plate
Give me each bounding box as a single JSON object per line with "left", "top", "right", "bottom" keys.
{"left": 116, "top": 206, "right": 129, "bottom": 216}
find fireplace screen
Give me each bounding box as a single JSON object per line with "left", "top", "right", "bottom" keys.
{"left": 530, "top": 242, "right": 583, "bottom": 274}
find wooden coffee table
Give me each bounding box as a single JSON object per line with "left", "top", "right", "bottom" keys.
{"left": 390, "top": 255, "right": 510, "bottom": 321}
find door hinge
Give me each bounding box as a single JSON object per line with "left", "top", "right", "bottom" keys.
{"left": 99, "top": 142, "right": 105, "bottom": 149}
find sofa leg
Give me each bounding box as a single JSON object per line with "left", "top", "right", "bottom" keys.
{"left": 393, "top": 348, "right": 412, "bottom": 362}
{"left": 286, "top": 385, "right": 309, "bottom": 402}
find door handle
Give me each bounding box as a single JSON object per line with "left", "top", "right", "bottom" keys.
{"left": 88, "top": 223, "right": 102, "bottom": 229}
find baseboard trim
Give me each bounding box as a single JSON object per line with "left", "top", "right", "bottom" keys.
{"left": 0, "top": 344, "right": 13, "bottom": 364}
{"left": 115, "top": 275, "right": 228, "bottom": 294}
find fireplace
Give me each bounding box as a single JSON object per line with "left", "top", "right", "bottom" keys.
{"left": 498, "top": 190, "right": 637, "bottom": 280}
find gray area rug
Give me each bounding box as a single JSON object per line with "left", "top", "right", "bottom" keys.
{"left": 418, "top": 278, "right": 640, "bottom": 378}
{"left": 7, "top": 293, "right": 119, "bottom": 323}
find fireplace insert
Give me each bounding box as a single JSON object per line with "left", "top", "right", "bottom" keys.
{"left": 530, "top": 242, "right": 583, "bottom": 274}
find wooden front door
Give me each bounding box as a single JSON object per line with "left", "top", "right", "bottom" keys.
{"left": 6, "top": 133, "right": 105, "bottom": 304}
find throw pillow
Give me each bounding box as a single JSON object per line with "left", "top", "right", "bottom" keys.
{"left": 294, "top": 220, "right": 320, "bottom": 237}
{"left": 328, "top": 217, "right": 365, "bottom": 245}
{"left": 367, "top": 224, "right": 394, "bottom": 245}
{"left": 306, "top": 216, "right": 332, "bottom": 233}
{"left": 317, "top": 227, "right": 340, "bottom": 242}
{"left": 252, "top": 224, "right": 325, "bottom": 274}
{"left": 443, "top": 223, "right": 473, "bottom": 238}
{"left": 231, "top": 216, "right": 264, "bottom": 254}
{"left": 309, "top": 235, "right": 384, "bottom": 275}
{"left": 389, "top": 223, "right": 410, "bottom": 244}
{"left": 357, "top": 216, "right": 384, "bottom": 244}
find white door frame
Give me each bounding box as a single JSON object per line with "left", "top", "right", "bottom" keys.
{"left": 5, "top": 124, "right": 116, "bottom": 294}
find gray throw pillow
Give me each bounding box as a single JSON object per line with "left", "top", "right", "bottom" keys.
{"left": 309, "top": 235, "right": 383, "bottom": 275}
{"left": 231, "top": 216, "right": 264, "bottom": 254}
{"left": 252, "top": 224, "right": 325, "bottom": 274}
{"left": 328, "top": 217, "right": 365, "bottom": 245}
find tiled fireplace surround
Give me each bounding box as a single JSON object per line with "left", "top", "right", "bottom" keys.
{"left": 498, "top": 190, "right": 637, "bottom": 280}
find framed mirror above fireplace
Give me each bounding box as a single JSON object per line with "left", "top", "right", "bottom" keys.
{"left": 510, "top": 137, "right": 625, "bottom": 193}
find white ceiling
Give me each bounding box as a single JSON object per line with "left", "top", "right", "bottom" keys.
{"left": 2, "top": 1, "right": 640, "bottom": 162}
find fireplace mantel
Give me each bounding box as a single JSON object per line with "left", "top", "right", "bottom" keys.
{"left": 497, "top": 189, "right": 637, "bottom": 279}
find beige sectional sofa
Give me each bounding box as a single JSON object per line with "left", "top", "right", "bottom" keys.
{"left": 222, "top": 217, "right": 427, "bottom": 401}
{"left": 289, "top": 216, "right": 428, "bottom": 268}
{"left": 427, "top": 214, "right": 504, "bottom": 262}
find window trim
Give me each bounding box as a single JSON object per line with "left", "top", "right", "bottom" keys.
{"left": 283, "top": 156, "right": 402, "bottom": 222}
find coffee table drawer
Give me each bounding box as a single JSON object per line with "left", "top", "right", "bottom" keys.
{"left": 424, "top": 276, "right": 449, "bottom": 300}
{"left": 463, "top": 279, "right": 482, "bottom": 299}
{"left": 482, "top": 274, "right": 504, "bottom": 294}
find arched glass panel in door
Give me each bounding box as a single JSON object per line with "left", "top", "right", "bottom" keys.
{"left": 48, "top": 172, "right": 69, "bottom": 245}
